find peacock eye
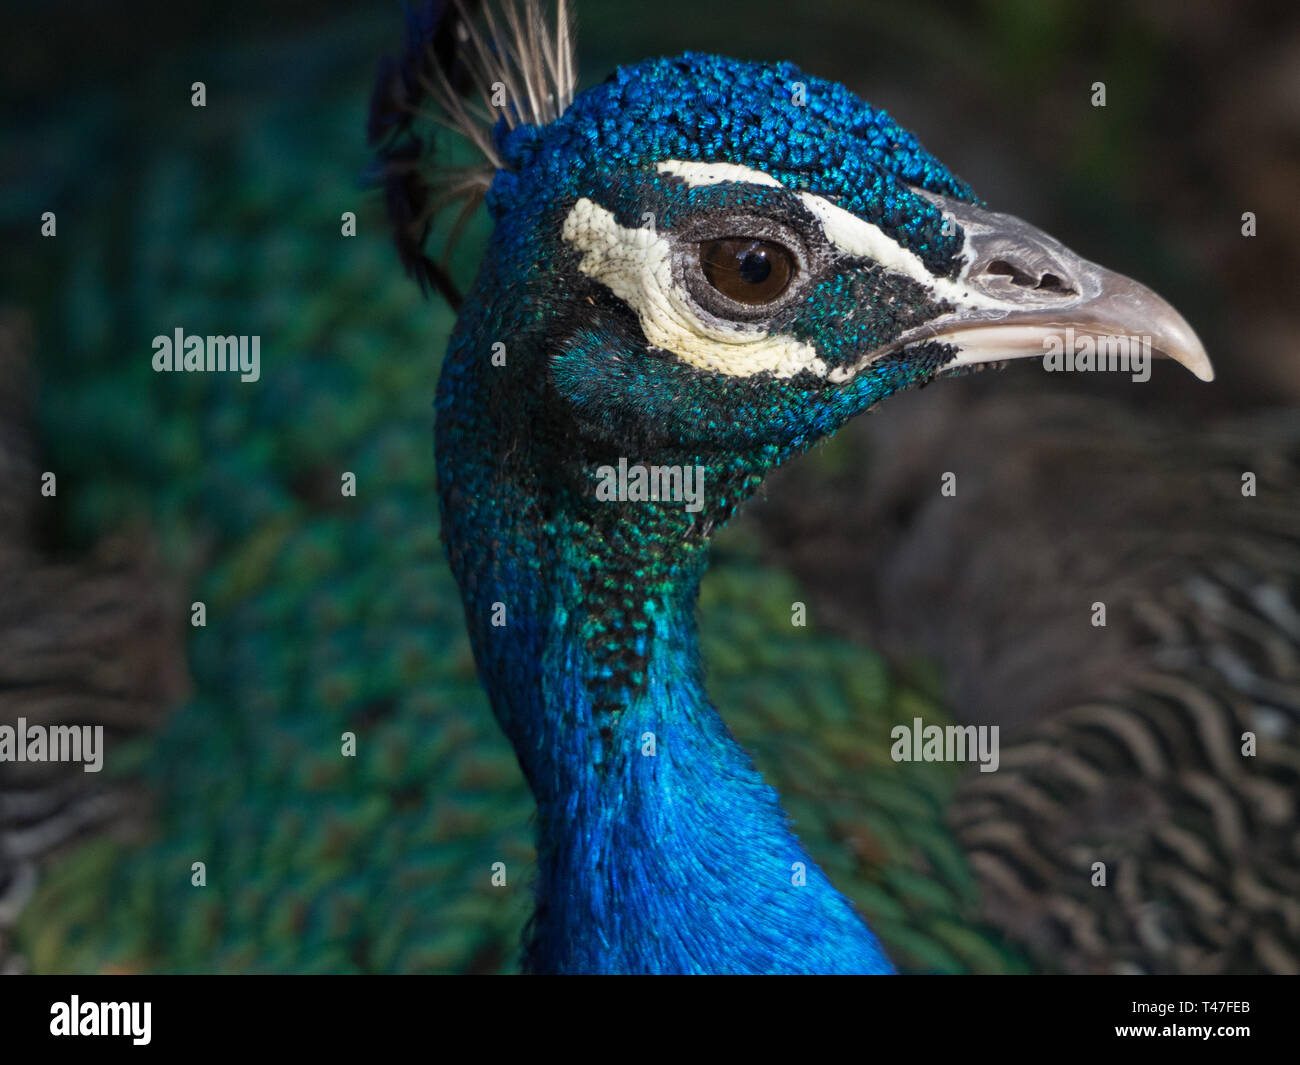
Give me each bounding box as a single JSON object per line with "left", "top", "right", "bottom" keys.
{"left": 699, "top": 238, "right": 796, "bottom": 306}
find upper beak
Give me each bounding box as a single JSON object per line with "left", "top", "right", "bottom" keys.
{"left": 898, "top": 195, "right": 1214, "bottom": 382}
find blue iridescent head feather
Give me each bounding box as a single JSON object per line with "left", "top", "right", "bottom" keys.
{"left": 460, "top": 52, "right": 990, "bottom": 467}
{"left": 490, "top": 51, "right": 977, "bottom": 264}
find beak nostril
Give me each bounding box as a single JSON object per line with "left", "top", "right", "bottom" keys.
{"left": 985, "top": 259, "right": 1038, "bottom": 287}
{"left": 1035, "top": 272, "right": 1074, "bottom": 295}
{"left": 984, "top": 260, "right": 1076, "bottom": 296}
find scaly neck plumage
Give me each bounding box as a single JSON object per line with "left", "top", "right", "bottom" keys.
{"left": 435, "top": 321, "right": 891, "bottom": 973}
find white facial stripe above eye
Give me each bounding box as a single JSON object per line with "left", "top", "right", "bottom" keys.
{"left": 656, "top": 160, "right": 783, "bottom": 189}
{"left": 657, "top": 160, "right": 946, "bottom": 288}
{"left": 563, "top": 159, "right": 1026, "bottom": 384}
{"left": 561, "top": 197, "right": 829, "bottom": 380}
{"left": 797, "top": 193, "right": 939, "bottom": 289}
{"left": 657, "top": 158, "right": 1010, "bottom": 314}
{"left": 795, "top": 192, "right": 1014, "bottom": 311}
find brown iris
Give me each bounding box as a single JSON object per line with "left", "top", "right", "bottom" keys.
{"left": 699, "top": 238, "right": 795, "bottom": 305}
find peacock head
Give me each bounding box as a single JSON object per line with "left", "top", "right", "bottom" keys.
{"left": 375, "top": 2, "right": 1212, "bottom": 530}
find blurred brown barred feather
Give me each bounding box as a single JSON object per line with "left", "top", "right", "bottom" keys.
{"left": 0, "top": 312, "right": 188, "bottom": 972}
{"left": 761, "top": 378, "right": 1300, "bottom": 974}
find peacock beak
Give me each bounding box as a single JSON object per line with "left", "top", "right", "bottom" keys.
{"left": 898, "top": 195, "right": 1214, "bottom": 383}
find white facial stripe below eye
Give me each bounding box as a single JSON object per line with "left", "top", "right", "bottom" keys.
{"left": 563, "top": 161, "right": 1030, "bottom": 383}
{"left": 561, "top": 197, "right": 830, "bottom": 380}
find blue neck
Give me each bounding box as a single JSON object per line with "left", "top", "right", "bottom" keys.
{"left": 435, "top": 288, "right": 893, "bottom": 974}
{"left": 525, "top": 556, "right": 892, "bottom": 973}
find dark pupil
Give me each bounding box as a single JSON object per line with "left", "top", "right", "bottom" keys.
{"left": 738, "top": 247, "right": 772, "bottom": 284}
{"left": 700, "top": 237, "right": 795, "bottom": 306}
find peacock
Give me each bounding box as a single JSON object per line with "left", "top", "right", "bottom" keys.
{"left": 367, "top": 0, "right": 1211, "bottom": 973}
{"left": 9, "top": 4, "right": 996, "bottom": 974}
{"left": 6, "top": 0, "right": 1254, "bottom": 977}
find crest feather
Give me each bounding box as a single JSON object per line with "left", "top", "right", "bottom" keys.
{"left": 370, "top": 0, "right": 579, "bottom": 306}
